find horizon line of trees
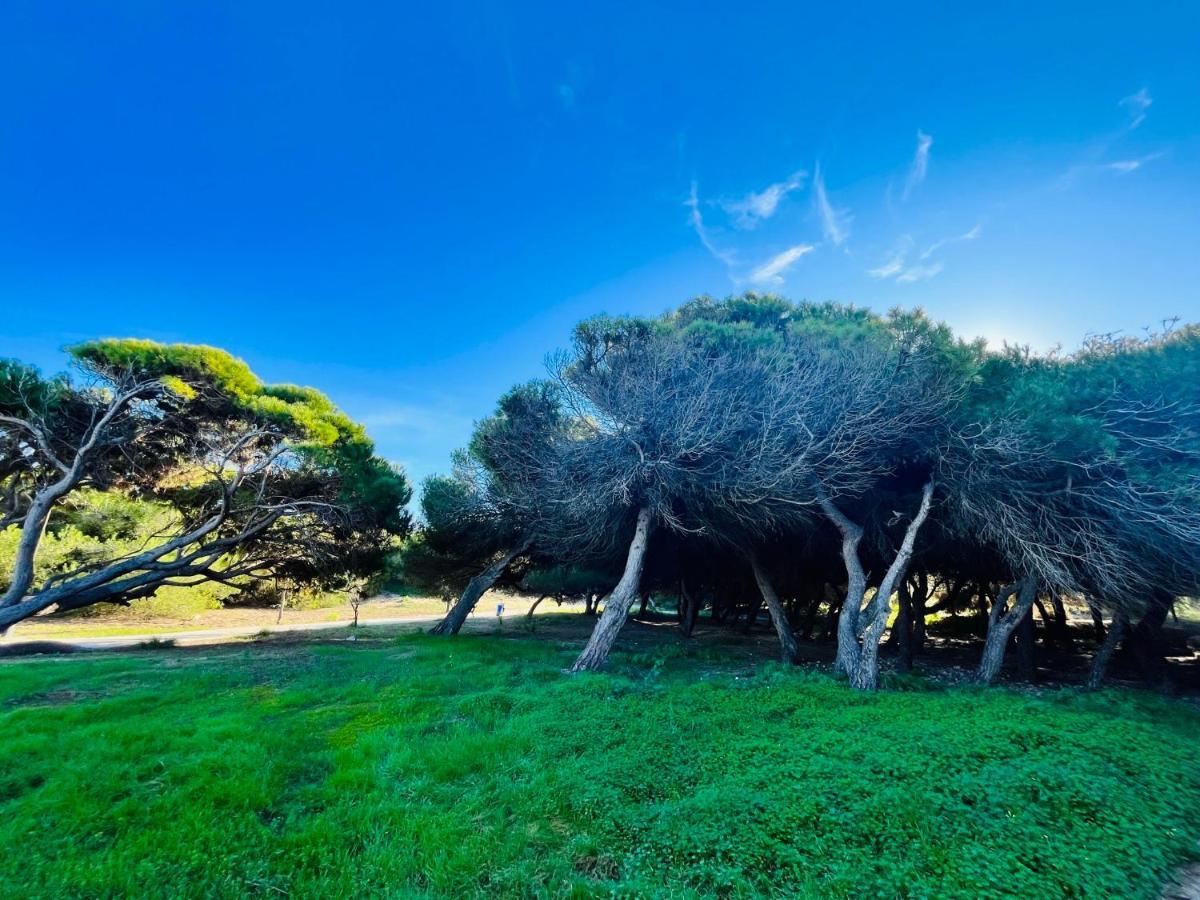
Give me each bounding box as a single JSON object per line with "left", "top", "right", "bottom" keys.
{"left": 3, "top": 295, "right": 1198, "bottom": 693}
{"left": 404, "top": 293, "right": 1200, "bottom": 691}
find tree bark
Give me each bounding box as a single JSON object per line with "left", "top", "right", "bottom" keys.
{"left": 825, "top": 480, "right": 935, "bottom": 690}
{"left": 429, "top": 537, "right": 532, "bottom": 636}
{"left": 1086, "top": 612, "right": 1126, "bottom": 690}
{"left": 821, "top": 499, "right": 868, "bottom": 675}
{"left": 569, "top": 508, "right": 653, "bottom": 672}
{"left": 748, "top": 553, "right": 800, "bottom": 664}
{"left": 977, "top": 579, "right": 1036, "bottom": 684}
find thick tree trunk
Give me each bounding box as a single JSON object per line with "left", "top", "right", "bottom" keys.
{"left": 748, "top": 554, "right": 800, "bottom": 664}
{"left": 569, "top": 508, "right": 653, "bottom": 672}
{"left": 978, "top": 579, "right": 1036, "bottom": 684}
{"left": 430, "top": 537, "right": 532, "bottom": 636}
{"left": 821, "top": 500, "right": 868, "bottom": 675}
{"left": 828, "top": 480, "right": 935, "bottom": 691}
{"left": 1086, "top": 612, "right": 1126, "bottom": 690}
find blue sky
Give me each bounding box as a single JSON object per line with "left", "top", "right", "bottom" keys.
{"left": 2, "top": 2, "right": 1198, "bottom": 492}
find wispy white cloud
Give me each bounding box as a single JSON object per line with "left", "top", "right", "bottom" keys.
{"left": 902, "top": 130, "right": 933, "bottom": 201}
{"left": 867, "top": 256, "right": 905, "bottom": 279}
{"left": 748, "top": 244, "right": 815, "bottom": 285}
{"left": 1120, "top": 88, "right": 1152, "bottom": 130}
{"left": 685, "top": 181, "right": 737, "bottom": 268}
{"left": 722, "top": 170, "right": 807, "bottom": 229}
{"left": 1058, "top": 151, "right": 1164, "bottom": 189}
{"left": 1102, "top": 151, "right": 1164, "bottom": 174}
{"left": 895, "top": 261, "right": 944, "bottom": 283}
{"left": 813, "top": 162, "right": 850, "bottom": 246}
{"left": 869, "top": 229, "right": 960, "bottom": 284}
{"left": 919, "top": 223, "right": 981, "bottom": 260}
{"left": 868, "top": 236, "right": 913, "bottom": 279}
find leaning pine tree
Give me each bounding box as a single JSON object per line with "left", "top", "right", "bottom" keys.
{"left": 0, "top": 341, "right": 410, "bottom": 630}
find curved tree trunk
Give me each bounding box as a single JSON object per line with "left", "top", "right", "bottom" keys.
{"left": 569, "top": 507, "right": 654, "bottom": 672}
{"left": 526, "top": 594, "right": 551, "bottom": 621}
{"left": 748, "top": 553, "right": 800, "bottom": 664}
{"left": 978, "top": 579, "right": 1036, "bottom": 684}
{"left": 429, "top": 537, "right": 532, "bottom": 636}
{"left": 1086, "top": 612, "right": 1126, "bottom": 690}
{"left": 824, "top": 480, "right": 935, "bottom": 690}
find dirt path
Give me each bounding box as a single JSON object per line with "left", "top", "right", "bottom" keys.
{"left": 0, "top": 614, "right": 447, "bottom": 652}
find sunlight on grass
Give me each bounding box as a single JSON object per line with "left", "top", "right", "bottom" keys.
{"left": 2, "top": 635, "right": 1198, "bottom": 896}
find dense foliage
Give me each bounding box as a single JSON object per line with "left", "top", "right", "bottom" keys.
{"left": 0, "top": 341, "right": 411, "bottom": 629}
{"left": 413, "top": 294, "right": 1200, "bottom": 689}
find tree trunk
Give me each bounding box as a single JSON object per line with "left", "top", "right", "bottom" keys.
{"left": 748, "top": 554, "right": 800, "bottom": 664}
{"left": 1050, "top": 595, "right": 1069, "bottom": 643}
{"left": 430, "top": 537, "right": 532, "bottom": 636}
{"left": 527, "top": 594, "right": 550, "bottom": 621}
{"left": 742, "top": 598, "right": 762, "bottom": 634}
{"left": 569, "top": 508, "right": 653, "bottom": 672}
{"left": 800, "top": 595, "right": 821, "bottom": 641}
{"left": 1086, "top": 612, "right": 1126, "bottom": 690}
{"left": 830, "top": 480, "right": 935, "bottom": 691}
{"left": 636, "top": 592, "right": 649, "bottom": 618}
{"left": 821, "top": 499, "right": 868, "bottom": 675}
{"left": 1128, "top": 592, "right": 1172, "bottom": 688}
{"left": 978, "top": 579, "right": 1036, "bottom": 684}
{"left": 680, "top": 580, "right": 700, "bottom": 638}
{"left": 1014, "top": 606, "right": 1036, "bottom": 681}
{"left": 1087, "top": 600, "right": 1106, "bottom": 640}
{"left": 896, "top": 582, "right": 913, "bottom": 672}
{"left": 911, "top": 573, "right": 929, "bottom": 654}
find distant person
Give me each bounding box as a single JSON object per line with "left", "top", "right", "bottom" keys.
{"left": 496, "top": 602, "right": 505, "bottom": 618}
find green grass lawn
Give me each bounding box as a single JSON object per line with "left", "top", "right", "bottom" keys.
{"left": 2, "top": 631, "right": 1199, "bottom": 898}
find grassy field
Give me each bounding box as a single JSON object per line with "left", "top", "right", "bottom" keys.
{"left": 2, "top": 622, "right": 1199, "bottom": 898}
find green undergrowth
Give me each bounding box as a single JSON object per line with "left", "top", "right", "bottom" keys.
{"left": 1, "top": 634, "right": 1198, "bottom": 897}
